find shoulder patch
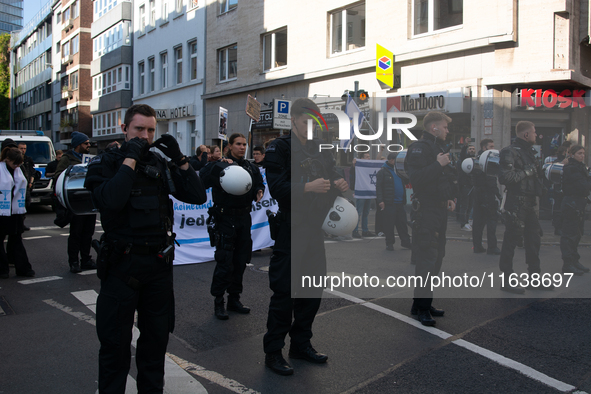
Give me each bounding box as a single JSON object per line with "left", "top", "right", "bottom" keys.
{"left": 411, "top": 147, "right": 422, "bottom": 154}
{"left": 265, "top": 144, "right": 276, "bottom": 152}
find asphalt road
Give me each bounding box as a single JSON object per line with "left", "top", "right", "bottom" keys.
{"left": 1, "top": 206, "right": 590, "bottom": 394}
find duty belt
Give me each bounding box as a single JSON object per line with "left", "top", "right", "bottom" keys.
{"left": 216, "top": 206, "right": 251, "bottom": 216}
{"left": 126, "top": 243, "right": 166, "bottom": 255}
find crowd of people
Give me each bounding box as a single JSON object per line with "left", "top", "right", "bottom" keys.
{"left": 2, "top": 102, "right": 589, "bottom": 392}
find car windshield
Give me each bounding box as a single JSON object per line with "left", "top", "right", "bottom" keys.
{"left": 24, "top": 141, "right": 53, "bottom": 164}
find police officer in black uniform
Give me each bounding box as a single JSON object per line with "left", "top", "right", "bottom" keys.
{"left": 84, "top": 104, "right": 206, "bottom": 394}
{"left": 560, "top": 144, "right": 591, "bottom": 275}
{"left": 262, "top": 98, "right": 349, "bottom": 375}
{"left": 471, "top": 139, "right": 501, "bottom": 255}
{"left": 404, "top": 111, "right": 457, "bottom": 327}
{"left": 498, "top": 120, "right": 553, "bottom": 294}
{"left": 200, "top": 133, "right": 265, "bottom": 320}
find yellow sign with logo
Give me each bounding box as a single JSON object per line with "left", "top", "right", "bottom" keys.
{"left": 376, "top": 44, "right": 394, "bottom": 88}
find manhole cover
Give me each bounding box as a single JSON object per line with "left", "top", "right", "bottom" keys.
{"left": 0, "top": 296, "right": 15, "bottom": 316}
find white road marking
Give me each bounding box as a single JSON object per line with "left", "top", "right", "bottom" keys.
{"left": 60, "top": 233, "right": 69, "bottom": 236}
{"left": 18, "top": 276, "right": 62, "bottom": 284}
{"left": 22, "top": 235, "right": 52, "bottom": 240}
{"left": 327, "top": 289, "right": 582, "bottom": 393}
{"left": 42, "top": 299, "right": 96, "bottom": 325}
{"left": 78, "top": 269, "right": 97, "bottom": 276}
{"left": 167, "top": 353, "right": 259, "bottom": 394}
{"left": 29, "top": 226, "right": 69, "bottom": 230}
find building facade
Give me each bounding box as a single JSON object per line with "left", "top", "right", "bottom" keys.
{"left": 10, "top": 0, "right": 53, "bottom": 134}
{"left": 132, "top": 0, "right": 206, "bottom": 157}
{"left": 55, "top": 0, "right": 93, "bottom": 146}
{"left": 1, "top": 0, "right": 23, "bottom": 34}
{"left": 89, "top": 0, "right": 133, "bottom": 149}
{"left": 202, "top": 0, "right": 591, "bottom": 165}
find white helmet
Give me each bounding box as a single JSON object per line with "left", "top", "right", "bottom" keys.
{"left": 479, "top": 149, "right": 500, "bottom": 176}
{"left": 322, "top": 196, "right": 359, "bottom": 236}
{"left": 219, "top": 165, "right": 252, "bottom": 196}
{"left": 544, "top": 162, "right": 564, "bottom": 184}
{"left": 461, "top": 157, "right": 480, "bottom": 174}
{"left": 55, "top": 164, "right": 97, "bottom": 215}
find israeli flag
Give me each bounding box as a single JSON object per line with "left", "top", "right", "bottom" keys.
{"left": 340, "top": 94, "right": 365, "bottom": 148}
{"left": 354, "top": 160, "right": 384, "bottom": 199}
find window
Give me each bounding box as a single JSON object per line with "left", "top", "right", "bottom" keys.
{"left": 219, "top": 0, "right": 236, "bottom": 13}
{"left": 139, "top": 4, "right": 145, "bottom": 34}
{"left": 190, "top": 0, "right": 198, "bottom": 9}
{"left": 161, "top": 52, "right": 168, "bottom": 88}
{"left": 150, "top": 0, "right": 155, "bottom": 26}
{"left": 63, "top": 7, "right": 70, "bottom": 22}
{"left": 93, "top": 21, "right": 131, "bottom": 59}
{"left": 175, "top": 46, "right": 182, "bottom": 84}
{"left": 62, "top": 40, "right": 70, "bottom": 57}
{"left": 138, "top": 61, "right": 145, "bottom": 94}
{"left": 92, "top": 66, "right": 131, "bottom": 98}
{"left": 71, "top": 35, "right": 79, "bottom": 54}
{"left": 94, "top": 0, "right": 122, "bottom": 19}
{"left": 330, "top": 2, "right": 365, "bottom": 54}
{"left": 263, "top": 28, "right": 287, "bottom": 71}
{"left": 70, "top": 71, "right": 79, "bottom": 90}
{"left": 148, "top": 57, "right": 155, "bottom": 92}
{"left": 413, "top": 0, "right": 463, "bottom": 36}
{"left": 93, "top": 109, "right": 125, "bottom": 136}
{"left": 162, "top": 0, "right": 168, "bottom": 22}
{"left": 176, "top": 0, "right": 182, "bottom": 13}
{"left": 218, "top": 45, "right": 237, "bottom": 82}
{"left": 71, "top": 1, "right": 78, "bottom": 19}
{"left": 189, "top": 40, "right": 197, "bottom": 80}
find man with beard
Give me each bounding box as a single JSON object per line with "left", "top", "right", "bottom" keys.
{"left": 54, "top": 131, "right": 97, "bottom": 273}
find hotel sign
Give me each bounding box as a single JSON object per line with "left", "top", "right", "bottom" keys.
{"left": 155, "top": 105, "right": 195, "bottom": 120}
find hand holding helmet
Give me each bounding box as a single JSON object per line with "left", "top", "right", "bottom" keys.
{"left": 524, "top": 164, "right": 537, "bottom": 177}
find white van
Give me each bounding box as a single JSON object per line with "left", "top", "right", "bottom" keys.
{"left": 0, "top": 131, "right": 57, "bottom": 205}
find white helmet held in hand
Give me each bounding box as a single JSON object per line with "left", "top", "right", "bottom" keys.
{"left": 461, "top": 157, "right": 481, "bottom": 174}
{"left": 322, "top": 196, "right": 359, "bottom": 236}
{"left": 219, "top": 165, "right": 252, "bottom": 195}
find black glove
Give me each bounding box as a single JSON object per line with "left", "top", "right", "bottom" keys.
{"left": 523, "top": 164, "right": 537, "bottom": 177}
{"left": 152, "top": 134, "right": 186, "bottom": 166}
{"left": 125, "top": 137, "right": 149, "bottom": 162}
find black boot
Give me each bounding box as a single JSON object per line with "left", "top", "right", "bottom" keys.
{"left": 573, "top": 261, "right": 590, "bottom": 273}
{"left": 69, "top": 261, "right": 82, "bottom": 274}
{"left": 214, "top": 296, "right": 229, "bottom": 320}
{"left": 227, "top": 295, "right": 250, "bottom": 314}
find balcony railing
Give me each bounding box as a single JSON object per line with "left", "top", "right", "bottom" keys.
{"left": 61, "top": 55, "right": 73, "bottom": 65}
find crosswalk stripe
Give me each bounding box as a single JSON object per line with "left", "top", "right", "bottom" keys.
{"left": 23, "top": 235, "right": 52, "bottom": 240}
{"left": 19, "top": 276, "right": 62, "bottom": 285}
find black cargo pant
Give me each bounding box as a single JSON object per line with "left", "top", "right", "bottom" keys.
{"left": 68, "top": 214, "right": 96, "bottom": 264}
{"left": 472, "top": 199, "right": 498, "bottom": 251}
{"left": 97, "top": 251, "right": 174, "bottom": 394}
{"left": 263, "top": 218, "right": 325, "bottom": 354}
{"left": 210, "top": 212, "right": 252, "bottom": 297}
{"left": 499, "top": 196, "right": 541, "bottom": 275}
{"left": 383, "top": 203, "right": 411, "bottom": 247}
{"left": 411, "top": 201, "right": 447, "bottom": 311}
{"left": 560, "top": 196, "right": 585, "bottom": 268}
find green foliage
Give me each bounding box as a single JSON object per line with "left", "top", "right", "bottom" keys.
{"left": 0, "top": 33, "right": 10, "bottom": 129}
